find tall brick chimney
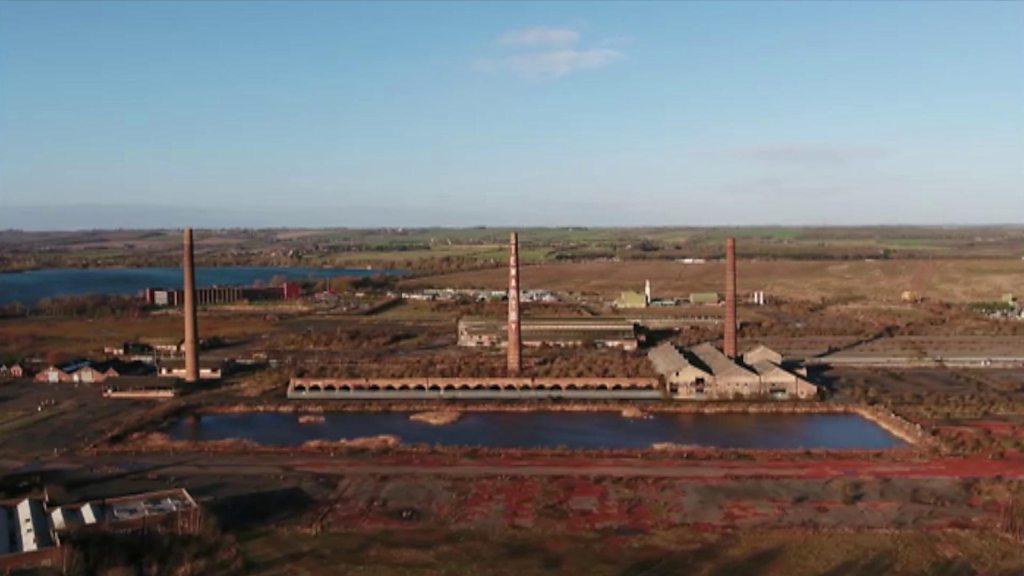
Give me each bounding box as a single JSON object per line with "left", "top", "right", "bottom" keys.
{"left": 183, "top": 228, "right": 199, "bottom": 383}
{"left": 724, "top": 236, "right": 737, "bottom": 359}
{"left": 507, "top": 232, "right": 522, "bottom": 376}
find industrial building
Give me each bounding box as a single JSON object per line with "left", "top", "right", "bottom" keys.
{"left": 288, "top": 376, "right": 663, "bottom": 399}
{"left": 103, "top": 376, "right": 179, "bottom": 399}
{"left": 144, "top": 282, "right": 302, "bottom": 307}
{"left": 648, "top": 342, "right": 816, "bottom": 400}
{"left": 647, "top": 237, "right": 815, "bottom": 401}
{"left": 458, "top": 317, "right": 639, "bottom": 350}
{"left": 689, "top": 292, "right": 720, "bottom": 305}
{"left": 49, "top": 489, "right": 200, "bottom": 535}
{"left": 158, "top": 358, "right": 225, "bottom": 380}
{"left": 614, "top": 280, "right": 655, "bottom": 309}
{"left": 0, "top": 498, "right": 62, "bottom": 572}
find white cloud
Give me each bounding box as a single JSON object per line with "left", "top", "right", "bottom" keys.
{"left": 482, "top": 27, "right": 625, "bottom": 79}
{"left": 506, "top": 48, "right": 624, "bottom": 79}
{"left": 499, "top": 27, "right": 580, "bottom": 47}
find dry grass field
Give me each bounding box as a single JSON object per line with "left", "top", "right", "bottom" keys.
{"left": 404, "top": 258, "right": 1024, "bottom": 303}
{"left": 237, "top": 526, "right": 1024, "bottom": 576}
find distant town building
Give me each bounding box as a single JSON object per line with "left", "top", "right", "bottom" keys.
{"left": 901, "top": 290, "right": 922, "bottom": 303}
{"left": 614, "top": 290, "right": 648, "bottom": 309}
{"left": 614, "top": 281, "right": 653, "bottom": 309}
{"left": 689, "top": 292, "right": 720, "bottom": 305}
{"left": 0, "top": 363, "right": 27, "bottom": 379}
{"left": 33, "top": 359, "right": 152, "bottom": 384}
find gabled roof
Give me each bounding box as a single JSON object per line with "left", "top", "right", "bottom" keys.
{"left": 743, "top": 344, "right": 783, "bottom": 366}
{"left": 750, "top": 360, "right": 790, "bottom": 377}
{"left": 647, "top": 343, "right": 690, "bottom": 375}
{"left": 689, "top": 342, "right": 758, "bottom": 379}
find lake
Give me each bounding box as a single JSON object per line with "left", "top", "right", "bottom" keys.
{"left": 167, "top": 411, "right": 906, "bottom": 450}
{"left": 0, "top": 267, "right": 391, "bottom": 305}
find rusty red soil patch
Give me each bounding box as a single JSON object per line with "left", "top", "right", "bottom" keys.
{"left": 285, "top": 453, "right": 1024, "bottom": 480}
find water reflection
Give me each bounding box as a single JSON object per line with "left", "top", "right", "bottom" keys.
{"left": 167, "top": 411, "right": 905, "bottom": 450}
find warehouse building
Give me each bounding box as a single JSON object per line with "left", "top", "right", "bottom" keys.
{"left": 158, "top": 358, "right": 225, "bottom": 380}
{"left": 648, "top": 342, "right": 816, "bottom": 400}
{"left": 0, "top": 498, "right": 62, "bottom": 572}
{"left": 49, "top": 489, "right": 200, "bottom": 535}
{"left": 458, "top": 317, "right": 639, "bottom": 350}
{"left": 144, "top": 282, "right": 302, "bottom": 307}
{"left": 103, "top": 376, "right": 179, "bottom": 399}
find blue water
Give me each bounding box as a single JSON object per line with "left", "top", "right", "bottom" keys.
{"left": 0, "top": 267, "right": 390, "bottom": 305}
{"left": 167, "top": 411, "right": 906, "bottom": 450}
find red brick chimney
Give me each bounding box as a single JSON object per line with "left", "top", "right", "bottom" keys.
{"left": 507, "top": 232, "right": 522, "bottom": 376}
{"left": 724, "top": 236, "right": 738, "bottom": 359}
{"left": 183, "top": 228, "right": 199, "bottom": 383}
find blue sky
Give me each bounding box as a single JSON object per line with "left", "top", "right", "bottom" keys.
{"left": 1, "top": 1, "right": 1021, "bottom": 229}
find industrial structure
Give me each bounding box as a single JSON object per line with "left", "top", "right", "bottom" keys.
{"left": 49, "top": 489, "right": 200, "bottom": 535}
{"left": 103, "top": 376, "right": 179, "bottom": 399}
{"left": 288, "top": 376, "right": 662, "bottom": 399}
{"left": 648, "top": 342, "right": 816, "bottom": 400}
{"left": 182, "top": 228, "right": 199, "bottom": 383}
{"left": 0, "top": 497, "right": 62, "bottom": 572}
{"left": 144, "top": 283, "right": 301, "bottom": 307}
{"left": 158, "top": 358, "right": 225, "bottom": 380}
{"left": 507, "top": 232, "right": 522, "bottom": 375}
{"left": 0, "top": 488, "right": 201, "bottom": 572}
{"left": 645, "top": 237, "right": 816, "bottom": 400}
{"left": 458, "top": 317, "right": 640, "bottom": 350}
{"left": 724, "top": 236, "right": 738, "bottom": 359}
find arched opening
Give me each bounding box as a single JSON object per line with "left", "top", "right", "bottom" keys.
{"left": 369, "top": 384, "right": 381, "bottom": 391}
{"left": 414, "top": 384, "right": 427, "bottom": 391}
{"left": 310, "top": 385, "right": 323, "bottom": 393}
{"left": 489, "top": 384, "right": 501, "bottom": 391}
{"left": 596, "top": 384, "right": 609, "bottom": 390}
{"left": 612, "top": 384, "right": 623, "bottom": 391}
{"left": 323, "top": 385, "right": 337, "bottom": 392}
{"left": 293, "top": 385, "right": 307, "bottom": 393}
{"left": 340, "top": 385, "right": 353, "bottom": 392}
{"left": 428, "top": 384, "right": 442, "bottom": 392}
{"left": 567, "top": 384, "right": 579, "bottom": 391}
